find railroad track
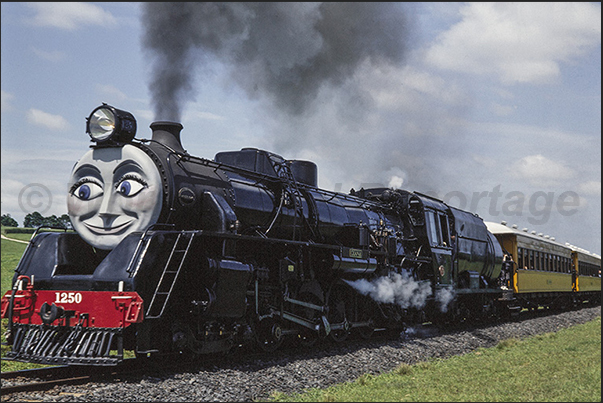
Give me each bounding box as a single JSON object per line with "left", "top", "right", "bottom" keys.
{"left": 1, "top": 304, "right": 596, "bottom": 397}
{"left": 0, "top": 329, "right": 395, "bottom": 397}
{"left": 1, "top": 349, "right": 252, "bottom": 397}
{"left": 1, "top": 359, "right": 141, "bottom": 395}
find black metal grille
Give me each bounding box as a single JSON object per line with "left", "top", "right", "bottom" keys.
{"left": 6, "top": 323, "right": 124, "bottom": 366}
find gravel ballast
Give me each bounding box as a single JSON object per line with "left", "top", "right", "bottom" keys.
{"left": 3, "top": 305, "right": 600, "bottom": 402}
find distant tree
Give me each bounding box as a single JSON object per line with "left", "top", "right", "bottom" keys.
{"left": 23, "top": 212, "right": 72, "bottom": 229}
{"left": 1, "top": 213, "right": 18, "bottom": 227}
{"left": 23, "top": 211, "right": 46, "bottom": 228}
{"left": 59, "top": 214, "right": 73, "bottom": 230}
{"left": 44, "top": 215, "right": 61, "bottom": 227}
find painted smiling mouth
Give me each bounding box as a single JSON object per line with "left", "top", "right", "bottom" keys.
{"left": 83, "top": 220, "right": 134, "bottom": 235}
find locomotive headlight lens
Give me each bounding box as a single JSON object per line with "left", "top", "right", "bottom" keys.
{"left": 88, "top": 107, "right": 115, "bottom": 141}
{"left": 86, "top": 104, "right": 137, "bottom": 143}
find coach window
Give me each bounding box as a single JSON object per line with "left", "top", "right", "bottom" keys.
{"left": 545, "top": 253, "right": 550, "bottom": 271}
{"left": 521, "top": 248, "right": 526, "bottom": 269}
{"left": 579, "top": 262, "right": 599, "bottom": 277}
{"left": 535, "top": 251, "right": 540, "bottom": 271}
{"left": 518, "top": 248, "right": 524, "bottom": 269}
{"left": 561, "top": 257, "right": 566, "bottom": 273}
{"left": 528, "top": 250, "right": 534, "bottom": 270}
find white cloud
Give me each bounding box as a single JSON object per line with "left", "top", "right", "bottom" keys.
{"left": 510, "top": 154, "right": 576, "bottom": 186}
{"left": 362, "top": 64, "right": 468, "bottom": 112}
{"left": 1, "top": 90, "right": 14, "bottom": 111}
{"left": 577, "top": 181, "right": 601, "bottom": 197}
{"left": 25, "top": 2, "right": 117, "bottom": 30}
{"left": 133, "top": 108, "right": 154, "bottom": 123}
{"left": 490, "top": 102, "right": 515, "bottom": 117}
{"left": 31, "top": 46, "right": 66, "bottom": 62}
{"left": 96, "top": 84, "right": 128, "bottom": 101}
{"left": 26, "top": 108, "right": 70, "bottom": 131}
{"left": 184, "top": 109, "right": 227, "bottom": 122}
{"left": 425, "top": 3, "right": 601, "bottom": 84}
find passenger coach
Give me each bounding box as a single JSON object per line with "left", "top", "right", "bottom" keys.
{"left": 486, "top": 221, "right": 601, "bottom": 309}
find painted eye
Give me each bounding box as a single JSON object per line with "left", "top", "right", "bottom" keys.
{"left": 72, "top": 181, "right": 103, "bottom": 201}
{"left": 117, "top": 178, "right": 146, "bottom": 197}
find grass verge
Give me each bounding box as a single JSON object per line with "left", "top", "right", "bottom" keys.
{"left": 267, "top": 316, "right": 601, "bottom": 402}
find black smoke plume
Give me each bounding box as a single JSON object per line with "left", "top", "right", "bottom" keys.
{"left": 141, "top": 2, "right": 409, "bottom": 121}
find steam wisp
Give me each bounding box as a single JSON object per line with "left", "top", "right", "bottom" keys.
{"left": 346, "top": 271, "right": 432, "bottom": 310}
{"left": 346, "top": 271, "right": 456, "bottom": 313}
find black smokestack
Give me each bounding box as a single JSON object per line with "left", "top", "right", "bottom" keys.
{"left": 150, "top": 121, "right": 185, "bottom": 153}
{"left": 141, "top": 2, "right": 409, "bottom": 120}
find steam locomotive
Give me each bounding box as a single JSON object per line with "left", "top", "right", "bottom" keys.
{"left": 2, "top": 104, "right": 600, "bottom": 366}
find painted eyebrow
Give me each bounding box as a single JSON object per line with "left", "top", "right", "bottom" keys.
{"left": 72, "top": 163, "right": 102, "bottom": 179}
{"left": 113, "top": 160, "right": 145, "bottom": 175}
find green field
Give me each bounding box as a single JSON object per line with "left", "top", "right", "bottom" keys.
{"left": 1, "top": 229, "right": 601, "bottom": 401}
{"left": 267, "top": 316, "right": 601, "bottom": 402}
{"left": 1, "top": 230, "right": 42, "bottom": 371}
{"left": 1, "top": 238, "right": 27, "bottom": 295}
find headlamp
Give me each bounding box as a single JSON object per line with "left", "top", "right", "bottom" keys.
{"left": 86, "top": 104, "right": 137, "bottom": 143}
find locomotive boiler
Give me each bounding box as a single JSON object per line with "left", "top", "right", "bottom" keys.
{"left": 1, "top": 103, "right": 531, "bottom": 366}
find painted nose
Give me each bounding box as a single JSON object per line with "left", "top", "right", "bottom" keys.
{"left": 97, "top": 190, "right": 120, "bottom": 228}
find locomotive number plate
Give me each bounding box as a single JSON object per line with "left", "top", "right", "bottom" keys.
{"left": 55, "top": 292, "right": 83, "bottom": 304}
{"left": 348, "top": 248, "right": 363, "bottom": 259}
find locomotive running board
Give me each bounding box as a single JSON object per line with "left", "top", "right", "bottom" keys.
{"left": 5, "top": 323, "right": 124, "bottom": 366}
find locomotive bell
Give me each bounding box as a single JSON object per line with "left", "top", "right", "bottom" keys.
{"left": 150, "top": 121, "right": 185, "bottom": 153}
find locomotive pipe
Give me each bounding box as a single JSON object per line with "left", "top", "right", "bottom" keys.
{"left": 331, "top": 255, "right": 378, "bottom": 274}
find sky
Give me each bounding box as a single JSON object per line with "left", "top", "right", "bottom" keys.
{"left": 1, "top": 2, "right": 601, "bottom": 255}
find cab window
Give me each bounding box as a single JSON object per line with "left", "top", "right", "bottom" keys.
{"left": 425, "top": 210, "right": 451, "bottom": 248}
{"left": 425, "top": 210, "right": 440, "bottom": 247}
{"left": 438, "top": 213, "right": 451, "bottom": 247}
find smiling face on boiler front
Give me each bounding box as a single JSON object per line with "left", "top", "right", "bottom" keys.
{"left": 67, "top": 145, "right": 163, "bottom": 250}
